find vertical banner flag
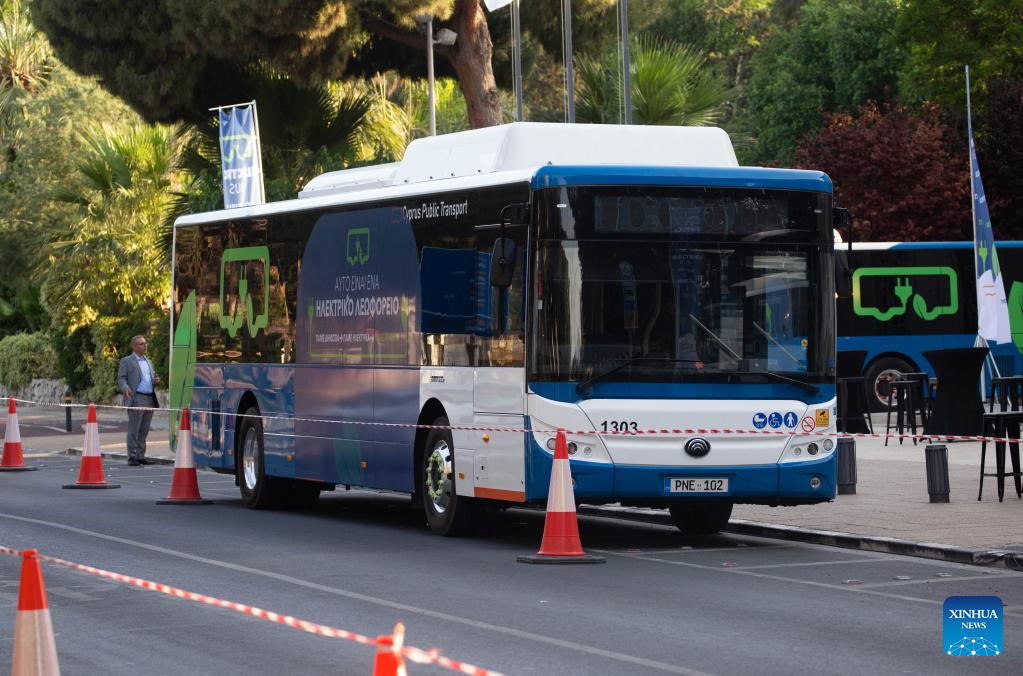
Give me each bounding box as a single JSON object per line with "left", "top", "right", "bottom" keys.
{"left": 218, "top": 102, "right": 265, "bottom": 209}
{"left": 969, "top": 131, "right": 1011, "bottom": 344}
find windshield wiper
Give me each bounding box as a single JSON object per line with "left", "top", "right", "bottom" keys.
{"left": 734, "top": 370, "right": 819, "bottom": 394}
{"left": 575, "top": 357, "right": 699, "bottom": 395}
{"left": 752, "top": 321, "right": 802, "bottom": 367}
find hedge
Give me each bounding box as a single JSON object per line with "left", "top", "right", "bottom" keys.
{"left": 0, "top": 332, "right": 60, "bottom": 390}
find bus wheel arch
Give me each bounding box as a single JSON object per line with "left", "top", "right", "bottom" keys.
{"left": 863, "top": 354, "right": 918, "bottom": 411}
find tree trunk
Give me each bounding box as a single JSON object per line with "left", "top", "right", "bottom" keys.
{"left": 448, "top": 0, "right": 502, "bottom": 129}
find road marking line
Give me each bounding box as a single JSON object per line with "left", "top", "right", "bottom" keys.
{"left": 0, "top": 512, "right": 715, "bottom": 676}
{"left": 589, "top": 549, "right": 1023, "bottom": 618}
{"left": 733, "top": 558, "right": 894, "bottom": 570}
{"left": 855, "top": 574, "right": 1016, "bottom": 589}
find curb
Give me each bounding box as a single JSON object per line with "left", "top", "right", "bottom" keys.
{"left": 578, "top": 505, "right": 1023, "bottom": 572}
{"left": 65, "top": 447, "right": 175, "bottom": 466}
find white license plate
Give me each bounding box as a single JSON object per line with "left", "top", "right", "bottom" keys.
{"left": 666, "top": 478, "right": 729, "bottom": 494}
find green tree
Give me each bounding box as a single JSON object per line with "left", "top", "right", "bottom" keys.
{"left": 34, "top": 0, "right": 508, "bottom": 128}
{"left": 898, "top": 0, "right": 1023, "bottom": 110}
{"left": 745, "top": 0, "right": 905, "bottom": 163}
{"left": 41, "top": 123, "right": 180, "bottom": 329}
{"left": 576, "top": 37, "right": 731, "bottom": 127}
{"left": 175, "top": 69, "right": 377, "bottom": 217}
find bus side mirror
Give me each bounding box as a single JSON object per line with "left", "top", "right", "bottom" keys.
{"left": 490, "top": 238, "right": 517, "bottom": 288}
{"left": 833, "top": 207, "right": 852, "bottom": 252}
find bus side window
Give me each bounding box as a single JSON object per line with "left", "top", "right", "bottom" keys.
{"left": 416, "top": 217, "right": 479, "bottom": 367}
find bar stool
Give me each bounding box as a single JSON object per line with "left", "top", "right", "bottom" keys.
{"left": 885, "top": 379, "right": 924, "bottom": 446}
{"left": 978, "top": 411, "right": 1023, "bottom": 502}
{"left": 837, "top": 376, "right": 873, "bottom": 434}
{"left": 989, "top": 376, "right": 1023, "bottom": 413}
{"left": 902, "top": 372, "right": 932, "bottom": 427}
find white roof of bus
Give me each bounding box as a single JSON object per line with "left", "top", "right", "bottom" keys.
{"left": 175, "top": 122, "right": 738, "bottom": 226}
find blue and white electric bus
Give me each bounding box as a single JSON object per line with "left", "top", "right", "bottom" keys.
{"left": 170, "top": 123, "right": 838, "bottom": 535}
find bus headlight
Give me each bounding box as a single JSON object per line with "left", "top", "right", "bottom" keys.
{"left": 807, "top": 443, "right": 819, "bottom": 456}
{"left": 823, "top": 438, "right": 834, "bottom": 451}
{"left": 546, "top": 437, "right": 556, "bottom": 451}
{"left": 567, "top": 442, "right": 578, "bottom": 455}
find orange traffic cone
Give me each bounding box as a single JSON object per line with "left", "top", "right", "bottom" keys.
{"left": 372, "top": 622, "right": 407, "bottom": 676}
{"left": 157, "top": 408, "right": 212, "bottom": 505}
{"left": 518, "top": 430, "right": 605, "bottom": 564}
{"left": 1, "top": 399, "right": 36, "bottom": 472}
{"left": 10, "top": 549, "right": 61, "bottom": 676}
{"left": 63, "top": 404, "right": 119, "bottom": 489}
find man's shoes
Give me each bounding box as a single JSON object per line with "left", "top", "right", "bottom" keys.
{"left": 127, "top": 459, "right": 140, "bottom": 466}
{"left": 138, "top": 458, "right": 156, "bottom": 465}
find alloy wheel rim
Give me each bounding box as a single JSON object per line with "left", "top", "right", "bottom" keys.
{"left": 243, "top": 427, "right": 258, "bottom": 491}
{"left": 425, "top": 439, "right": 452, "bottom": 514}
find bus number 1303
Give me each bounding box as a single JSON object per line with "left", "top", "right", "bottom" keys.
{"left": 601, "top": 420, "right": 639, "bottom": 434}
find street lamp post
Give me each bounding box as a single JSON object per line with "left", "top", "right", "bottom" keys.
{"left": 417, "top": 16, "right": 458, "bottom": 136}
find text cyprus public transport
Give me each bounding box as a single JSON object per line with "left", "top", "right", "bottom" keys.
{"left": 170, "top": 122, "right": 839, "bottom": 535}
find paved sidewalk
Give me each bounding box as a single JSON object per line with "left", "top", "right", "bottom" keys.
{"left": 10, "top": 404, "right": 1023, "bottom": 562}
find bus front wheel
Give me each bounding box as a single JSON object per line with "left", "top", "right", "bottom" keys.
{"left": 237, "top": 407, "right": 283, "bottom": 509}
{"left": 421, "top": 417, "right": 475, "bottom": 536}
{"left": 668, "top": 502, "right": 733, "bottom": 535}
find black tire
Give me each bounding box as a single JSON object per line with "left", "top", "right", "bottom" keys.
{"left": 421, "top": 416, "right": 476, "bottom": 536}
{"left": 668, "top": 502, "right": 734, "bottom": 535}
{"left": 237, "top": 407, "right": 284, "bottom": 509}
{"left": 864, "top": 356, "right": 914, "bottom": 412}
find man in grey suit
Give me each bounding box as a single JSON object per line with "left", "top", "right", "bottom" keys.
{"left": 117, "top": 335, "right": 161, "bottom": 465}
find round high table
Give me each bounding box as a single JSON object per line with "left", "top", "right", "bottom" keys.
{"left": 923, "top": 347, "right": 990, "bottom": 437}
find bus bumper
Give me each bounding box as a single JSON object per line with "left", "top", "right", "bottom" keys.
{"left": 527, "top": 439, "right": 836, "bottom": 505}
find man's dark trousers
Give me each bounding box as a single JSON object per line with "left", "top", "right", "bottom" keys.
{"left": 127, "top": 392, "right": 158, "bottom": 462}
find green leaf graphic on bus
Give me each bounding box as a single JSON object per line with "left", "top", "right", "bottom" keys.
{"left": 169, "top": 290, "right": 197, "bottom": 448}
{"left": 346, "top": 227, "right": 370, "bottom": 266}
{"left": 852, "top": 266, "right": 958, "bottom": 322}
{"left": 219, "top": 246, "right": 270, "bottom": 338}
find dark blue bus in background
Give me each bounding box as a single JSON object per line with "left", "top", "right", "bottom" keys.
{"left": 836, "top": 241, "right": 1023, "bottom": 409}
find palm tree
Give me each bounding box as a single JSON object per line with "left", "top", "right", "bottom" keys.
{"left": 42, "top": 123, "right": 182, "bottom": 328}
{"left": 0, "top": 0, "right": 49, "bottom": 92}
{"left": 576, "top": 37, "right": 731, "bottom": 127}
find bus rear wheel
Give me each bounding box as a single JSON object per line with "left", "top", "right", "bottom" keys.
{"left": 237, "top": 407, "right": 284, "bottom": 509}
{"left": 864, "top": 356, "right": 914, "bottom": 411}
{"left": 669, "top": 502, "right": 733, "bottom": 535}
{"left": 421, "top": 417, "right": 475, "bottom": 536}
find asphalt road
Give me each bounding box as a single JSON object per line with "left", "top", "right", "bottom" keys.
{"left": 1, "top": 456, "right": 1021, "bottom": 675}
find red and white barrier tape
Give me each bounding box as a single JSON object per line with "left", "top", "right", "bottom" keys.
{"left": 0, "top": 545, "right": 501, "bottom": 676}
{"left": 4, "top": 396, "right": 1022, "bottom": 445}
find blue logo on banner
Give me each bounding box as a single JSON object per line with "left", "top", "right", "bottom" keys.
{"left": 219, "top": 104, "right": 264, "bottom": 209}
{"left": 768, "top": 412, "right": 782, "bottom": 428}
{"left": 784, "top": 412, "right": 798, "bottom": 428}
{"left": 944, "top": 596, "right": 1002, "bottom": 656}
{"left": 752, "top": 412, "right": 767, "bottom": 429}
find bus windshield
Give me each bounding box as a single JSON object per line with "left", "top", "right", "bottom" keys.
{"left": 532, "top": 187, "right": 835, "bottom": 386}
